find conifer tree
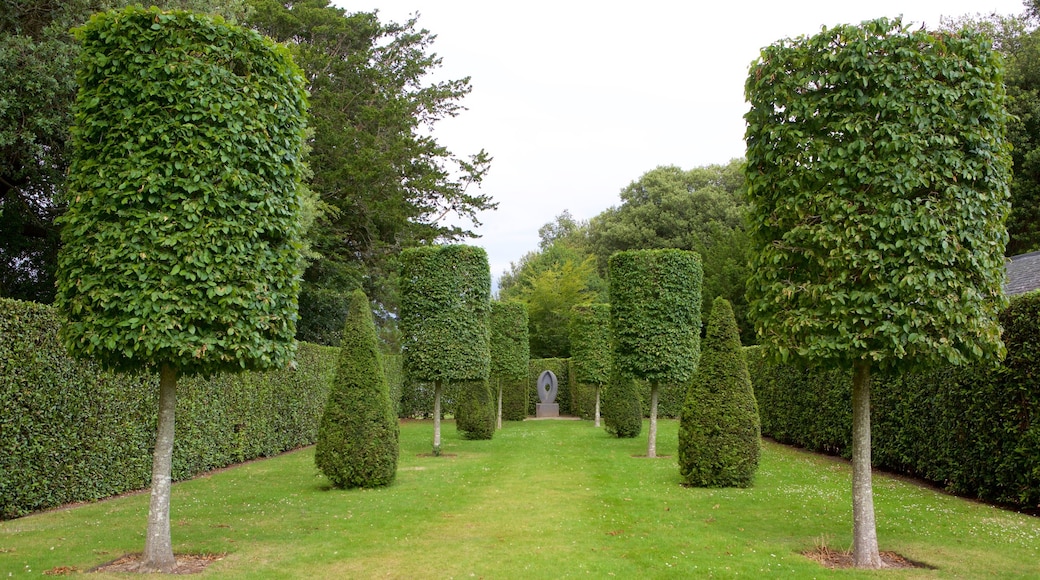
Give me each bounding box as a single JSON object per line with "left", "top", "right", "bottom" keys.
{"left": 678, "top": 297, "right": 760, "bottom": 487}
{"left": 315, "top": 289, "right": 399, "bottom": 488}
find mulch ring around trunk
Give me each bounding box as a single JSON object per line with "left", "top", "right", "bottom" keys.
{"left": 85, "top": 553, "right": 224, "bottom": 574}
{"left": 802, "top": 547, "right": 934, "bottom": 570}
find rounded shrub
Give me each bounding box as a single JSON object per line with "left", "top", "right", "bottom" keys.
{"left": 315, "top": 290, "right": 399, "bottom": 488}
{"left": 602, "top": 368, "right": 642, "bottom": 438}
{"left": 678, "top": 297, "right": 760, "bottom": 487}
{"left": 455, "top": 379, "right": 495, "bottom": 439}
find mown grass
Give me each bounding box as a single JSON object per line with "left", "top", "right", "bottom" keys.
{"left": 2, "top": 419, "right": 1038, "bottom": 578}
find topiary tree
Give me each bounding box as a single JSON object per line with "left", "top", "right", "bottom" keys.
{"left": 678, "top": 297, "right": 760, "bottom": 487}
{"left": 54, "top": 6, "right": 308, "bottom": 572}
{"left": 454, "top": 378, "right": 495, "bottom": 439}
{"left": 315, "top": 289, "right": 399, "bottom": 488}
{"left": 745, "top": 18, "right": 1011, "bottom": 568}
{"left": 399, "top": 245, "right": 491, "bottom": 454}
{"left": 491, "top": 301, "right": 530, "bottom": 429}
{"left": 570, "top": 303, "right": 611, "bottom": 427}
{"left": 609, "top": 249, "right": 702, "bottom": 457}
{"left": 601, "top": 367, "right": 642, "bottom": 438}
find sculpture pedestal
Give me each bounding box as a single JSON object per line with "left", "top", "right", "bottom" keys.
{"left": 536, "top": 403, "right": 559, "bottom": 418}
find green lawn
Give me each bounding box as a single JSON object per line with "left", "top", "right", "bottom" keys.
{"left": 2, "top": 419, "right": 1038, "bottom": 578}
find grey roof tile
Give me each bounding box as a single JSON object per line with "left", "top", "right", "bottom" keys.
{"left": 1005, "top": 251, "right": 1040, "bottom": 296}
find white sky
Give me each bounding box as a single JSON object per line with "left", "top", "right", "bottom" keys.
{"left": 338, "top": 0, "right": 1028, "bottom": 283}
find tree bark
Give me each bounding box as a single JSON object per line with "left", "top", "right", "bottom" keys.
{"left": 140, "top": 364, "right": 178, "bottom": 572}
{"left": 647, "top": 382, "right": 659, "bottom": 458}
{"left": 594, "top": 386, "right": 601, "bottom": 428}
{"left": 496, "top": 379, "right": 503, "bottom": 430}
{"left": 433, "top": 380, "right": 443, "bottom": 454}
{"left": 852, "top": 360, "right": 882, "bottom": 568}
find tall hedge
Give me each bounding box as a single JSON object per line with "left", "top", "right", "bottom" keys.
{"left": 679, "top": 298, "right": 760, "bottom": 487}
{"left": 570, "top": 304, "right": 611, "bottom": 424}
{"left": 491, "top": 301, "right": 530, "bottom": 425}
{"left": 609, "top": 249, "right": 702, "bottom": 456}
{"left": 0, "top": 298, "right": 336, "bottom": 520}
{"left": 315, "top": 290, "right": 399, "bottom": 488}
{"left": 399, "top": 245, "right": 491, "bottom": 451}
{"left": 748, "top": 289, "right": 1040, "bottom": 510}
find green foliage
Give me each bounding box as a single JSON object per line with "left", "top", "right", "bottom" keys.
{"left": 588, "top": 160, "right": 753, "bottom": 343}
{"left": 748, "top": 290, "right": 1040, "bottom": 509}
{"left": 315, "top": 290, "right": 399, "bottom": 488}
{"left": 399, "top": 245, "right": 491, "bottom": 384}
{"left": 499, "top": 212, "right": 607, "bottom": 358}
{"left": 55, "top": 6, "right": 309, "bottom": 376}
{"left": 528, "top": 358, "right": 571, "bottom": 416}
{"left": 383, "top": 353, "right": 404, "bottom": 417}
{"left": 678, "top": 298, "right": 760, "bottom": 487}
{"left": 0, "top": 298, "right": 337, "bottom": 519}
{"left": 569, "top": 303, "right": 611, "bottom": 386}
{"left": 246, "top": 1, "right": 495, "bottom": 342}
{"left": 601, "top": 367, "right": 642, "bottom": 438}
{"left": 491, "top": 301, "right": 530, "bottom": 383}
{"left": 455, "top": 379, "right": 495, "bottom": 440}
{"left": 744, "top": 17, "right": 1012, "bottom": 369}
{"left": 609, "top": 249, "right": 702, "bottom": 385}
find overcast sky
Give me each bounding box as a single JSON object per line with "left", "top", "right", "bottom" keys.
{"left": 338, "top": 0, "right": 1028, "bottom": 285}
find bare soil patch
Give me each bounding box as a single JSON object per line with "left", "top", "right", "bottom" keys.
{"left": 802, "top": 547, "right": 933, "bottom": 570}
{"left": 87, "top": 553, "right": 224, "bottom": 574}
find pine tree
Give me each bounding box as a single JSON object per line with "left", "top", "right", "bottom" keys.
{"left": 315, "top": 289, "right": 400, "bottom": 488}
{"left": 678, "top": 297, "right": 760, "bottom": 487}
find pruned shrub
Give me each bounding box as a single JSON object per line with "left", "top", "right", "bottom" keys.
{"left": 679, "top": 297, "right": 760, "bottom": 487}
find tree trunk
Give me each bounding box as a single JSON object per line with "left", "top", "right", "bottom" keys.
{"left": 647, "top": 382, "right": 659, "bottom": 458}
{"left": 852, "top": 360, "right": 882, "bottom": 568}
{"left": 433, "top": 380, "right": 443, "bottom": 454}
{"left": 594, "top": 386, "right": 601, "bottom": 428}
{"left": 139, "top": 364, "right": 178, "bottom": 572}
{"left": 496, "top": 379, "right": 503, "bottom": 430}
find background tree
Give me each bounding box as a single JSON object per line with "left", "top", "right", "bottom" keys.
{"left": 569, "top": 303, "right": 611, "bottom": 427}
{"left": 744, "top": 18, "right": 1011, "bottom": 568}
{"left": 246, "top": 0, "right": 495, "bottom": 347}
{"left": 399, "top": 245, "right": 491, "bottom": 454}
{"left": 678, "top": 297, "right": 760, "bottom": 487}
{"left": 609, "top": 249, "right": 702, "bottom": 458}
{"left": 315, "top": 289, "right": 399, "bottom": 488}
{"left": 588, "top": 161, "right": 752, "bottom": 344}
{"left": 55, "top": 6, "right": 307, "bottom": 571}
{"left": 0, "top": 0, "right": 249, "bottom": 303}
{"left": 499, "top": 211, "right": 606, "bottom": 358}
{"left": 490, "top": 300, "right": 530, "bottom": 429}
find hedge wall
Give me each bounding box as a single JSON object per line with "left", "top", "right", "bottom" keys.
{"left": 0, "top": 298, "right": 337, "bottom": 520}
{"left": 749, "top": 290, "right": 1040, "bottom": 509}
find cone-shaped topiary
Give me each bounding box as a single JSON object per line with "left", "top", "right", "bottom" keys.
{"left": 602, "top": 367, "right": 643, "bottom": 438}
{"left": 678, "top": 297, "right": 760, "bottom": 487}
{"left": 315, "top": 289, "right": 399, "bottom": 488}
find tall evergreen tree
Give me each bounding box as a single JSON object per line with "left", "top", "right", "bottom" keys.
{"left": 315, "top": 289, "right": 399, "bottom": 488}
{"left": 678, "top": 297, "right": 760, "bottom": 487}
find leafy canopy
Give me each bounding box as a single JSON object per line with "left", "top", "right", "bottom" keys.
{"left": 744, "top": 17, "right": 1011, "bottom": 369}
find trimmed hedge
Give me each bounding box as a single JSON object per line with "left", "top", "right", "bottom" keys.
{"left": 602, "top": 367, "right": 643, "bottom": 438}
{"left": 749, "top": 290, "right": 1040, "bottom": 509}
{"left": 0, "top": 298, "right": 337, "bottom": 519}
{"left": 570, "top": 304, "right": 610, "bottom": 421}
{"left": 679, "top": 298, "right": 760, "bottom": 487}
{"left": 492, "top": 301, "right": 530, "bottom": 423}
{"left": 314, "top": 290, "right": 398, "bottom": 488}
{"left": 455, "top": 379, "right": 496, "bottom": 439}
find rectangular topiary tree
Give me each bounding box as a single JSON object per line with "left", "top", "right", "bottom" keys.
{"left": 744, "top": 17, "right": 1011, "bottom": 567}
{"left": 55, "top": 6, "right": 308, "bottom": 572}
{"left": 609, "top": 249, "right": 702, "bottom": 458}
{"left": 491, "top": 301, "right": 530, "bottom": 428}
{"left": 569, "top": 303, "right": 611, "bottom": 427}
{"left": 399, "top": 245, "right": 491, "bottom": 452}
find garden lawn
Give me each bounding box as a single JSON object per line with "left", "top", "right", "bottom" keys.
{"left": 2, "top": 419, "right": 1038, "bottom": 578}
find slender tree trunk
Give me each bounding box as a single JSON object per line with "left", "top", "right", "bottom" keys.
{"left": 433, "top": 380, "right": 443, "bottom": 454}
{"left": 496, "top": 379, "right": 503, "bottom": 430}
{"left": 140, "top": 364, "right": 177, "bottom": 573}
{"left": 852, "top": 360, "right": 882, "bottom": 568}
{"left": 594, "top": 386, "right": 601, "bottom": 428}
{"left": 647, "top": 382, "right": 659, "bottom": 458}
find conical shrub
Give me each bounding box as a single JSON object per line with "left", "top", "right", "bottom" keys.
{"left": 455, "top": 378, "right": 495, "bottom": 439}
{"left": 315, "top": 289, "right": 399, "bottom": 488}
{"left": 602, "top": 367, "right": 643, "bottom": 438}
{"left": 678, "top": 297, "right": 760, "bottom": 487}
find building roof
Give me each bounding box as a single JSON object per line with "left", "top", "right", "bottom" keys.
{"left": 1005, "top": 251, "right": 1040, "bottom": 296}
